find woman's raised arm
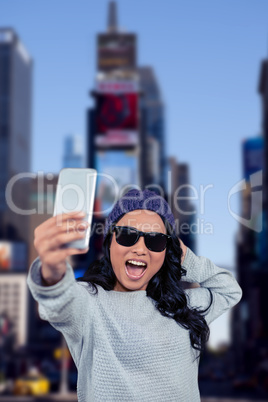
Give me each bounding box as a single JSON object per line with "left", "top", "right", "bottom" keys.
{"left": 27, "top": 211, "right": 94, "bottom": 366}
{"left": 180, "top": 246, "right": 242, "bottom": 324}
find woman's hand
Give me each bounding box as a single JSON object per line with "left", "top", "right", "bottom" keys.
{"left": 179, "top": 238, "right": 187, "bottom": 265}
{"left": 33, "top": 211, "right": 89, "bottom": 286}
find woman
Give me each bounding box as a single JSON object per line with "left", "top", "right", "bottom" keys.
{"left": 27, "top": 188, "right": 242, "bottom": 401}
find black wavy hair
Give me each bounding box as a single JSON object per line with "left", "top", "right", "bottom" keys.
{"left": 77, "top": 222, "right": 213, "bottom": 356}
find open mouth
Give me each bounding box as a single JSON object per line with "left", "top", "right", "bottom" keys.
{"left": 125, "top": 259, "right": 147, "bottom": 280}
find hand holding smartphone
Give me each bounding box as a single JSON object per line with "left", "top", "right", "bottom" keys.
{"left": 53, "top": 168, "right": 97, "bottom": 249}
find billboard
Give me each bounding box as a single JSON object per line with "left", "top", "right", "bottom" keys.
{"left": 243, "top": 137, "right": 264, "bottom": 182}
{"left": 94, "top": 80, "right": 139, "bottom": 147}
{"left": 96, "top": 94, "right": 138, "bottom": 131}
{"left": 95, "top": 150, "right": 140, "bottom": 217}
{"left": 0, "top": 242, "right": 27, "bottom": 271}
{"left": 96, "top": 80, "right": 139, "bottom": 94}
{"left": 97, "top": 33, "right": 136, "bottom": 71}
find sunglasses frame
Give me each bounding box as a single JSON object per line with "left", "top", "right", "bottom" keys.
{"left": 112, "top": 225, "right": 171, "bottom": 252}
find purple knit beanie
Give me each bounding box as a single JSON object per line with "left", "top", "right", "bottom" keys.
{"left": 103, "top": 188, "right": 176, "bottom": 238}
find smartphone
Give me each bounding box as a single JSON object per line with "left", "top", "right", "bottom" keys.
{"left": 53, "top": 168, "right": 97, "bottom": 249}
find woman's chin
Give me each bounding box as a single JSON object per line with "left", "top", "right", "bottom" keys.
{"left": 114, "top": 278, "right": 147, "bottom": 292}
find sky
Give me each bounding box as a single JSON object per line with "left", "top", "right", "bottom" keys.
{"left": 1, "top": 0, "right": 268, "bottom": 348}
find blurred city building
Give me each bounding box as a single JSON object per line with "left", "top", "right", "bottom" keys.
{"left": 27, "top": 173, "right": 62, "bottom": 345}
{"left": 231, "top": 56, "right": 268, "bottom": 397}
{"left": 0, "top": 173, "right": 62, "bottom": 377}
{"left": 0, "top": 28, "right": 32, "bottom": 245}
{"left": 137, "top": 67, "right": 167, "bottom": 192}
{"left": 0, "top": 273, "right": 28, "bottom": 347}
{"left": 234, "top": 137, "right": 264, "bottom": 373}
{"left": 0, "top": 28, "right": 33, "bottom": 389}
{"left": 28, "top": 173, "right": 58, "bottom": 266}
{"left": 97, "top": 1, "right": 136, "bottom": 72}
{"left": 168, "top": 157, "right": 196, "bottom": 253}
{"left": 63, "top": 134, "right": 85, "bottom": 168}
{"left": 259, "top": 62, "right": 268, "bottom": 395}
{"left": 86, "top": 1, "right": 141, "bottom": 262}
{"left": 259, "top": 58, "right": 268, "bottom": 260}
{"left": 138, "top": 66, "right": 166, "bottom": 189}
{"left": 85, "top": 1, "right": 194, "bottom": 262}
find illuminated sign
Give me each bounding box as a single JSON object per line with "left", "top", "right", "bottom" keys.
{"left": 95, "top": 150, "right": 140, "bottom": 216}
{"left": 94, "top": 90, "right": 139, "bottom": 147}
{"left": 0, "top": 242, "right": 27, "bottom": 271}
{"left": 96, "top": 93, "right": 137, "bottom": 131}
{"left": 97, "top": 33, "right": 136, "bottom": 71}
{"left": 96, "top": 80, "right": 139, "bottom": 94}
{"left": 95, "top": 131, "right": 138, "bottom": 147}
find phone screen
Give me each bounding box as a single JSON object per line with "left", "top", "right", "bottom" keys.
{"left": 53, "top": 168, "right": 97, "bottom": 249}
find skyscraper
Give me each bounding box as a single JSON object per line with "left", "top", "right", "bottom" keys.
{"left": 138, "top": 67, "right": 165, "bottom": 190}
{"left": 0, "top": 28, "right": 32, "bottom": 243}
{"left": 63, "top": 134, "right": 84, "bottom": 168}
{"left": 97, "top": 1, "right": 136, "bottom": 73}
{"left": 258, "top": 58, "right": 268, "bottom": 261}
{"left": 0, "top": 273, "right": 29, "bottom": 347}
{"left": 89, "top": 2, "right": 165, "bottom": 194}
{"left": 168, "top": 157, "right": 196, "bottom": 252}
{"left": 232, "top": 57, "right": 268, "bottom": 377}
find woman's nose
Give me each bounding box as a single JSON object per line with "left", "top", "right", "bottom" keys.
{"left": 132, "top": 235, "right": 147, "bottom": 254}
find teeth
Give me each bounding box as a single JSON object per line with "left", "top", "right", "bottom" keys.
{"left": 127, "top": 260, "right": 147, "bottom": 267}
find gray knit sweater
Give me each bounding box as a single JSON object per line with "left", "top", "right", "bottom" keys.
{"left": 27, "top": 247, "right": 242, "bottom": 402}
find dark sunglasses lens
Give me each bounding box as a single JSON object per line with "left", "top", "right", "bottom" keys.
{"left": 145, "top": 233, "right": 168, "bottom": 252}
{"left": 115, "top": 227, "right": 138, "bottom": 247}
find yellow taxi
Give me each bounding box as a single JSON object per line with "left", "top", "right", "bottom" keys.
{"left": 13, "top": 367, "right": 50, "bottom": 396}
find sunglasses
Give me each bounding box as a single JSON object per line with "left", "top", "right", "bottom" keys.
{"left": 112, "top": 225, "right": 171, "bottom": 252}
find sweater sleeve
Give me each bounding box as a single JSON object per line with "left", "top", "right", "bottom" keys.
{"left": 181, "top": 248, "right": 242, "bottom": 324}
{"left": 27, "top": 257, "right": 96, "bottom": 366}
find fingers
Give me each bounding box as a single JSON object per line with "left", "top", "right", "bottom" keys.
{"left": 68, "top": 247, "right": 89, "bottom": 255}
{"left": 40, "top": 226, "right": 88, "bottom": 254}
{"left": 34, "top": 211, "right": 89, "bottom": 257}
{"left": 41, "top": 246, "right": 89, "bottom": 267}
{"left": 35, "top": 211, "right": 90, "bottom": 283}
{"left": 40, "top": 222, "right": 88, "bottom": 251}
{"left": 35, "top": 211, "right": 86, "bottom": 238}
{"left": 53, "top": 211, "right": 87, "bottom": 228}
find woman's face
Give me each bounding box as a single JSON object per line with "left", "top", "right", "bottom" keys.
{"left": 110, "top": 209, "right": 167, "bottom": 292}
